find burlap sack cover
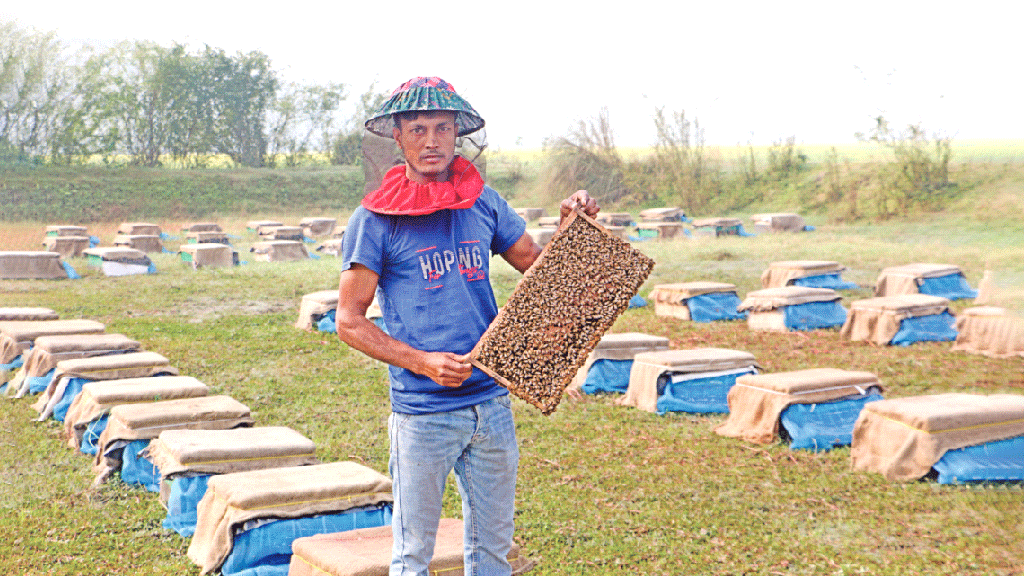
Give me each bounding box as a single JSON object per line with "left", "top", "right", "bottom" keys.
{"left": 144, "top": 426, "right": 318, "bottom": 480}
{"left": 874, "top": 263, "right": 962, "bottom": 297}
{"left": 635, "top": 222, "right": 683, "bottom": 239}
{"left": 714, "top": 368, "right": 882, "bottom": 444}
{"left": 839, "top": 294, "right": 952, "bottom": 345}
{"left": 318, "top": 238, "right": 344, "bottom": 257}
{"left": 45, "top": 225, "right": 88, "bottom": 237}
{"left": 0, "top": 251, "right": 69, "bottom": 280}
{"left": 760, "top": 261, "right": 846, "bottom": 289}
{"left": 245, "top": 218, "right": 282, "bottom": 231}
{"left": 650, "top": 282, "right": 737, "bottom": 304}
{"left": 749, "top": 213, "right": 805, "bottom": 232}
{"left": 526, "top": 228, "right": 554, "bottom": 247}
{"left": 250, "top": 241, "right": 309, "bottom": 262}
{"left": 603, "top": 225, "right": 631, "bottom": 241}
{"left": 568, "top": 332, "right": 670, "bottom": 391}
{"left": 21, "top": 333, "right": 140, "bottom": 378}
{"left": 595, "top": 212, "right": 633, "bottom": 226}
{"left": 7, "top": 333, "right": 140, "bottom": 398}
{"left": 295, "top": 290, "right": 338, "bottom": 330}
{"left": 63, "top": 376, "right": 209, "bottom": 448}
{"left": 92, "top": 395, "right": 254, "bottom": 480}
{"left": 639, "top": 207, "right": 683, "bottom": 222}
{"left": 43, "top": 236, "right": 90, "bottom": 258}
{"left": 112, "top": 235, "right": 163, "bottom": 253}
{"left": 117, "top": 222, "right": 161, "bottom": 236}
{"left": 265, "top": 226, "right": 304, "bottom": 241}
{"left": 300, "top": 217, "right": 337, "bottom": 237}
{"left": 187, "top": 461, "right": 393, "bottom": 574}
{"left": 182, "top": 222, "right": 223, "bottom": 233}
{"left": 185, "top": 231, "right": 229, "bottom": 244}
{"left": 181, "top": 244, "right": 234, "bottom": 268}
{"left": 851, "top": 393, "right": 1024, "bottom": 481}
{"left": 620, "top": 348, "right": 761, "bottom": 413}
{"left": 691, "top": 217, "right": 742, "bottom": 229}
{"left": 952, "top": 307, "right": 1024, "bottom": 359}
{"left": 83, "top": 247, "right": 151, "bottom": 265}
{"left": 32, "top": 351, "right": 177, "bottom": 418}
{"left": 0, "top": 308, "right": 58, "bottom": 322}
{"left": 738, "top": 286, "right": 840, "bottom": 313}
{"left": 514, "top": 208, "right": 546, "bottom": 222}
{"left": 288, "top": 518, "right": 534, "bottom": 576}
{"left": 649, "top": 282, "right": 736, "bottom": 319}
{"left": 0, "top": 319, "right": 106, "bottom": 364}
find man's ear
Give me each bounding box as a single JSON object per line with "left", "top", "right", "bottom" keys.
{"left": 392, "top": 127, "right": 402, "bottom": 150}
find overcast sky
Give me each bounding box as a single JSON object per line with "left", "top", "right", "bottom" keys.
{"left": 4, "top": 1, "right": 1021, "bottom": 150}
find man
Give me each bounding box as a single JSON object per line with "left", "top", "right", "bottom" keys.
{"left": 336, "top": 76, "right": 597, "bottom": 576}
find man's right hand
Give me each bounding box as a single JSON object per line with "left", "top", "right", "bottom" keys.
{"left": 420, "top": 352, "right": 473, "bottom": 388}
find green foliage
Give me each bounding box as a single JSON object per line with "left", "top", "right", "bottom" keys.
{"left": 643, "top": 107, "right": 721, "bottom": 214}
{"left": 267, "top": 81, "right": 348, "bottom": 167}
{"left": 0, "top": 21, "right": 79, "bottom": 160}
{"left": 855, "top": 116, "right": 955, "bottom": 218}
{"left": 0, "top": 164, "right": 365, "bottom": 221}
{"left": 537, "top": 108, "right": 635, "bottom": 206}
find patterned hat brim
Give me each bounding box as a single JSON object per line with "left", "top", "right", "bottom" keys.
{"left": 364, "top": 84, "right": 485, "bottom": 137}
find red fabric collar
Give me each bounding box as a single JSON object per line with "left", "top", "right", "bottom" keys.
{"left": 361, "top": 156, "right": 484, "bottom": 216}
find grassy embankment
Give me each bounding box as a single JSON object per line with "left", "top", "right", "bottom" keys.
{"left": 1, "top": 149, "right": 1023, "bottom": 575}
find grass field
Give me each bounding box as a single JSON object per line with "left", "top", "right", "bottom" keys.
{"left": 1, "top": 212, "right": 1022, "bottom": 575}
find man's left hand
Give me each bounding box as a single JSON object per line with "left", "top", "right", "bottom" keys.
{"left": 560, "top": 190, "right": 599, "bottom": 222}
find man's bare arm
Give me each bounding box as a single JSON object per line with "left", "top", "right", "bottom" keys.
{"left": 336, "top": 264, "right": 472, "bottom": 387}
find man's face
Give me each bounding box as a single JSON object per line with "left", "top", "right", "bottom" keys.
{"left": 393, "top": 111, "right": 457, "bottom": 183}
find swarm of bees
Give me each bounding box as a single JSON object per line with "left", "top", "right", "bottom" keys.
{"left": 471, "top": 210, "right": 655, "bottom": 415}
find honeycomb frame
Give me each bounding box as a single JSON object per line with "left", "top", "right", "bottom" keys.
{"left": 470, "top": 209, "right": 655, "bottom": 414}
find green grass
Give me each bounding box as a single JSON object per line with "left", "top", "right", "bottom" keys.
{"left": 1, "top": 211, "right": 1023, "bottom": 574}
{"left": 0, "top": 164, "right": 365, "bottom": 222}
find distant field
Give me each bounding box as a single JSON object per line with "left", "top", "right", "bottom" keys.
{"left": 1, "top": 215, "right": 1022, "bottom": 575}
{"left": 490, "top": 138, "right": 1024, "bottom": 165}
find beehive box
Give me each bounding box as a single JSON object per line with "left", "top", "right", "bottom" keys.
{"left": 469, "top": 210, "right": 655, "bottom": 415}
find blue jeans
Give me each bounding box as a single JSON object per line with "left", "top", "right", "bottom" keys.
{"left": 389, "top": 394, "right": 519, "bottom": 576}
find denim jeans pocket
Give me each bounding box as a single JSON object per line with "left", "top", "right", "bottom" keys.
{"left": 494, "top": 394, "right": 511, "bottom": 409}
{"left": 389, "top": 412, "right": 413, "bottom": 436}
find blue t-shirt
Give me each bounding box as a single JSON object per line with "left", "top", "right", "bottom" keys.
{"left": 342, "top": 185, "right": 527, "bottom": 414}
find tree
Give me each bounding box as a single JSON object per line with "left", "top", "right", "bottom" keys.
{"left": 0, "top": 21, "right": 78, "bottom": 161}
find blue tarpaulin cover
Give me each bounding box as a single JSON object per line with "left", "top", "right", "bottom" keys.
{"left": 27, "top": 368, "right": 56, "bottom": 395}
{"left": 51, "top": 376, "right": 90, "bottom": 422}
{"left": 918, "top": 273, "right": 978, "bottom": 300}
{"left": 164, "top": 474, "right": 212, "bottom": 536}
{"left": 686, "top": 292, "right": 747, "bottom": 323}
{"left": 80, "top": 414, "right": 108, "bottom": 455}
{"left": 791, "top": 273, "right": 859, "bottom": 291}
{"left": 780, "top": 391, "right": 884, "bottom": 451}
{"left": 932, "top": 435, "right": 1024, "bottom": 484}
{"left": 0, "top": 355, "right": 25, "bottom": 393}
{"left": 316, "top": 310, "right": 388, "bottom": 334}
{"left": 580, "top": 359, "right": 634, "bottom": 395}
{"left": 657, "top": 367, "right": 759, "bottom": 415}
{"left": 891, "top": 311, "right": 958, "bottom": 346}
{"left": 221, "top": 504, "right": 393, "bottom": 576}
{"left": 62, "top": 261, "right": 80, "bottom": 279}
{"left": 119, "top": 439, "right": 160, "bottom": 492}
{"left": 628, "top": 295, "right": 647, "bottom": 308}
{"left": 783, "top": 301, "right": 848, "bottom": 331}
